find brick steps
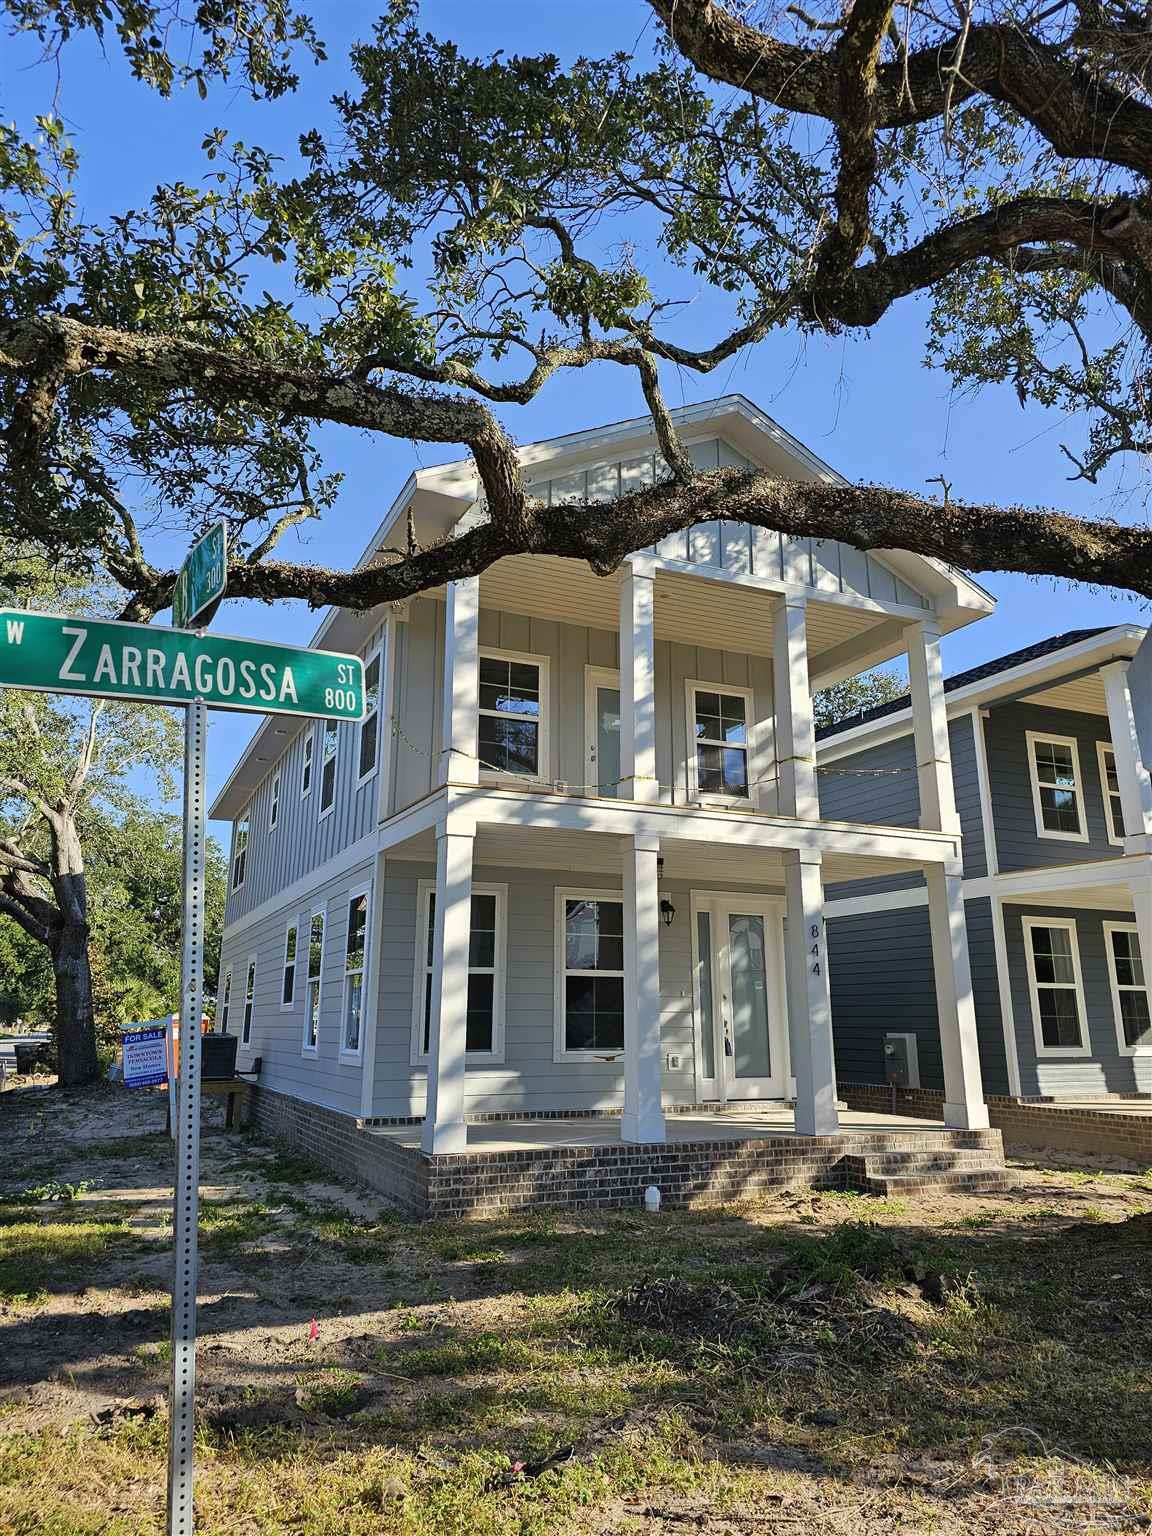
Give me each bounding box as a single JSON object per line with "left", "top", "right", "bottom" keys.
{"left": 842, "top": 1150, "right": 1012, "bottom": 1197}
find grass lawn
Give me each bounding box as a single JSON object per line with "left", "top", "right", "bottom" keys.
{"left": 3, "top": 1085, "right": 1152, "bottom": 1534}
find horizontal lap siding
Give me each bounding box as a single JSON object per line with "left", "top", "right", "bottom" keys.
{"left": 1003, "top": 903, "right": 1152, "bottom": 1097}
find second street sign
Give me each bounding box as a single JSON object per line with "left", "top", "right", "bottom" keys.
{"left": 0, "top": 609, "right": 365, "bottom": 720}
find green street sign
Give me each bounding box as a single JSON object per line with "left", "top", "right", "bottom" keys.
{"left": 0, "top": 609, "right": 365, "bottom": 720}
{"left": 172, "top": 521, "right": 227, "bottom": 629}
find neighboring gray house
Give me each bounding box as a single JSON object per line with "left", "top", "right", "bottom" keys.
{"left": 819, "top": 626, "right": 1152, "bottom": 1100}
{"left": 209, "top": 394, "right": 999, "bottom": 1161}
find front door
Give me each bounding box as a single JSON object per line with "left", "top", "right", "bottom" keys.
{"left": 693, "top": 896, "right": 788, "bottom": 1100}
{"left": 585, "top": 667, "right": 621, "bottom": 797}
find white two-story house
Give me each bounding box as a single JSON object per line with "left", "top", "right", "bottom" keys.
{"left": 210, "top": 396, "right": 1006, "bottom": 1214}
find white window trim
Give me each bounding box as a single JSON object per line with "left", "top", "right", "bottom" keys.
{"left": 339, "top": 880, "right": 373, "bottom": 1062}
{"left": 318, "top": 721, "right": 339, "bottom": 822}
{"left": 1103, "top": 920, "right": 1152, "bottom": 1057}
{"left": 1097, "top": 741, "right": 1124, "bottom": 847}
{"left": 301, "top": 905, "right": 326, "bottom": 1056}
{"left": 1022, "top": 915, "right": 1090, "bottom": 1058}
{"left": 553, "top": 885, "right": 626, "bottom": 1064}
{"left": 230, "top": 808, "right": 250, "bottom": 892}
{"left": 410, "top": 879, "right": 507, "bottom": 1065}
{"left": 280, "top": 919, "right": 299, "bottom": 1011}
{"left": 241, "top": 954, "right": 257, "bottom": 1047}
{"left": 300, "top": 727, "right": 314, "bottom": 800}
{"left": 356, "top": 644, "right": 384, "bottom": 789}
{"left": 584, "top": 665, "right": 621, "bottom": 797}
{"left": 218, "top": 966, "right": 233, "bottom": 1035}
{"left": 477, "top": 646, "right": 552, "bottom": 785}
{"left": 685, "top": 679, "right": 756, "bottom": 808}
{"left": 268, "top": 770, "right": 281, "bottom": 833}
{"left": 1025, "top": 730, "right": 1088, "bottom": 843}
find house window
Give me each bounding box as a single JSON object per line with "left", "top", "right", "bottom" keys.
{"left": 1023, "top": 917, "right": 1087, "bottom": 1054}
{"left": 302, "top": 910, "right": 325, "bottom": 1052}
{"left": 341, "top": 889, "right": 370, "bottom": 1056}
{"left": 1026, "top": 732, "right": 1087, "bottom": 840}
{"left": 557, "top": 892, "right": 625, "bottom": 1056}
{"left": 281, "top": 922, "right": 298, "bottom": 1007}
{"left": 1098, "top": 742, "right": 1125, "bottom": 845}
{"left": 242, "top": 957, "right": 257, "bottom": 1046}
{"left": 301, "top": 729, "right": 314, "bottom": 798}
{"left": 219, "top": 968, "right": 232, "bottom": 1033}
{"left": 231, "top": 810, "right": 250, "bottom": 891}
{"left": 358, "top": 648, "right": 382, "bottom": 783}
{"left": 413, "top": 883, "right": 505, "bottom": 1061}
{"left": 478, "top": 651, "right": 546, "bottom": 778}
{"left": 268, "top": 771, "right": 281, "bottom": 832}
{"left": 1104, "top": 923, "right": 1151, "bottom": 1053}
{"left": 688, "top": 683, "right": 751, "bottom": 801}
{"left": 319, "top": 722, "right": 338, "bottom": 816}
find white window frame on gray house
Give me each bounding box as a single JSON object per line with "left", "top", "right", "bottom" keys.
{"left": 230, "top": 808, "right": 250, "bottom": 891}
{"left": 218, "top": 966, "right": 232, "bottom": 1033}
{"left": 411, "top": 880, "right": 506, "bottom": 1064}
{"left": 1103, "top": 921, "right": 1152, "bottom": 1056}
{"left": 268, "top": 770, "right": 281, "bottom": 832}
{"left": 281, "top": 920, "right": 298, "bottom": 1009}
{"left": 241, "top": 955, "right": 257, "bottom": 1046}
{"left": 340, "top": 883, "right": 373, "bottom": 1061}
{"left": 477, "top": 647, "right": 550, "bottom": 783}
{"left": 1022, "top": 915, "right": 1090, "bottom": 1057}
{"left": 1025, "top": 731, "right": 1088, "bottom": 842}
{"left": 685, "top": 680, "right": 755, "bottom": 806}
{"left": 357, "top": 644, "right": 383, "bottom": 787}
{"left": 300, "top": 728, "right": 314, "bottom": 799}
{"left": 1097, "top": 741, "right": 1125, "bottom": 846}
{"left": 318, "top": 721, "right": 339, "bottom": 819}
{"left": 302, "top": 907, "right": 326, "bottom": 1055}
{"left": 553, "top": 887, "right": 626, "bottom": 1062}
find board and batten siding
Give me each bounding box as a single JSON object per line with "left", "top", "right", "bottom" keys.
{"left": 827, "top": 896, "right": 1010, "bottom": 1095}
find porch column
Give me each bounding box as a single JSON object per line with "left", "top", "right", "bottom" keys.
{"left": 421, "top": 819, "right": 475, "bottom": 1154}
{"left": 926, "top": 860, "right": 989, "bottom": 1129}
{"left": 907, "top": 618, "right": 960, "bottom": 833}
{"left": 1102, "top": 661, "right": 1152, "bottom": 849}
{"left": 622, "top": 832, "right": 665, "bottom": 1143}
{"left": 439, "top": 576, "right": 480, "bottom": 786}
{"left": 772, "top": 596, "right": 820, "bottom": 820}
{"left": 619, "top": 566, "right": 659, "bottom": 802}
{"left": 783, "top": 850, "right": 839, "bottom": 1135}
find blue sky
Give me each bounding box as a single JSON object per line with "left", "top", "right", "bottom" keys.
{"left": 6, "top": 1, "right": 1149, "bottom": 839}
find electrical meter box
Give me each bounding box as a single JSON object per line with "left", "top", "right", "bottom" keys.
{"left": 883, "top": 1032, "right": 920, "bottom": 1090}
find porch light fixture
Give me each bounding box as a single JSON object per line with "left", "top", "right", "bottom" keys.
{"left": 659, "top": 896, "right": 677, "bottom": 928}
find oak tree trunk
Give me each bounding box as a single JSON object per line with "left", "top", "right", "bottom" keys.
{"left": 50, "top": 886, "right": 99, "bottom": 1087}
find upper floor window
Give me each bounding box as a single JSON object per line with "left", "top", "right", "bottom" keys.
{"left": 302, "top": 909, "right": 325, "bottom": 1053}
{"left": 1022, "top": 917, "right": 1088, "bottom": 1055}
{"left": 1026, "top": 732, "right": 1087, "bottom": 841}
{"left": 413, "top": 883, "right": 505, "bottom": 1062}
{"left": 231, "top": 810, "right": 250, "bottom": 891}
{"left": 319, "top": 721, "right": 338, "bottom": 817}
{"left": 478, "top": 650, "right": 547, "bottom": 779}
{"left": 687, "top": 683, "right": 751, "bottom": 802}
{"left": 358, "top": 647, "right": 383, "bottom": 784}
{"left": 300, "top": 728, "right": 314, "bottom": 798}
{"left": 1104, "top": 923, "right": 1151, "bottom": 1054}
{"left": 268, "top": 771, "right": 280, "bottom": 832}
{"left": 341, "top": 888, "right": 371, "bottom": 1057}
{"left": 1098, "top": 742, "right": 1125, "bottom": 845}
{"left": 556, "top": 893, "right": 624, "bottom": 1057}
{"left": 241, "top": 957, "right": 257, "bottom": 1046}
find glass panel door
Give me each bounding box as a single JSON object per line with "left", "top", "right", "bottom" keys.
{"left": 695, "top": 898, "right": 786, "bottom": 1099}
{"left": 727, "top": 913, "right": 771, "bottom": 1080}
{"left": 585, "top": 669, "right": 621, "bottom": 797}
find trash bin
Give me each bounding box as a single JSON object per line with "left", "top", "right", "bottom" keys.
{"left": 201, "top": 1032, "right": 238, "bottom": 1080}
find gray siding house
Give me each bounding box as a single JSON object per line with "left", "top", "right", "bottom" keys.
{"left": 819, "top": 626, "right": 1152, "bottom": 1099}
{"left": 210, "top": 395, "right": 1001, "bottom": 1166}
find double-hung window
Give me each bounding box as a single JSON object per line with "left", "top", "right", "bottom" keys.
{"left": 302, "top": 909, "right": 325, "bottom": 1053}
{"left": 358, "top": 648, "right": 382, "bottom": 783}
{"left": 413, "top": 883, "right": 505, "bottom": 1061}
{"left": 231, "top": 810, "right": 250, "bottom": 891}
{"left": 218, "top": 968, "right": 232, "bottom": 1033}
{"left": 1098, "top": 742, "right": 1125, "bottom": 845}
{"left": 341, "top": 888, "right": 371, "bottom": 1056}
{"left": 688, "top": 683, "right": 752, "bottom": 802}
{"left": 281, "top": 922, "right": 298, "bottom": 1007}
{"left": 301, "top": 729, "right": 314, "bottom": 798}
{"left": 1023, "top": 917, "right": 1088, "bottom": 1054}
{"left": 1026, "top": 732, "right": 1087, "bottom": 840}
{"left": 556, "top": 892, "right": 625, "bottom": 1057}
{"left": 268, "top": 771, "right": 281, "bottom": 832}
{"left": 1104, "top": 923, "right": 1151, "bottom": 1053}
{"left": 241, "top": 957, "right": 257, "bottom": 1046}
{"left": 478, "top": 650, "right": 547, "bottom": 779}
{"left": 318, "top": 722, "right": 338, "bottom": 817}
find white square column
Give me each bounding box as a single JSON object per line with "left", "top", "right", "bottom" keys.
{"left": 621, "top": 833, "right": 665, "bottom": 1143}
{"left": 783, "top": 851, "right": 839, "bottom": 1135}
{"left": 926, "top": 861, "right": 989, "bottom": 1129}
{"left": 619, "top": 567, "right": 659, "bottom": 802}
{"left": 772, "top": 596, "right": 819, "bottom": 820}
{"left": 421, "top": 820, "right": 475, "bottom": 1154}
{"left": 907, "top": 618, "right": 960, "bottom": 833}
{"left": 439, "top": 576, "right": 480, "bottom": 787}
{"left": 1102, "top": 660, "right": 1152, "bottom": 851}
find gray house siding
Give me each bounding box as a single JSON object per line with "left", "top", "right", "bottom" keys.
{"left": 984, "top": 701, "right": 1118, "bottom": 872}
{"left": 1002, "top": 903, "right": 1152, "bottom": 1097}
{"left": 827, "top": 897, "right": 1010, "bottom": 1096}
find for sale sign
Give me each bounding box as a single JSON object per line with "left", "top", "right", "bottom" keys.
{"left": 122, "top": 1026, "right": 169, "bottom": 1089}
